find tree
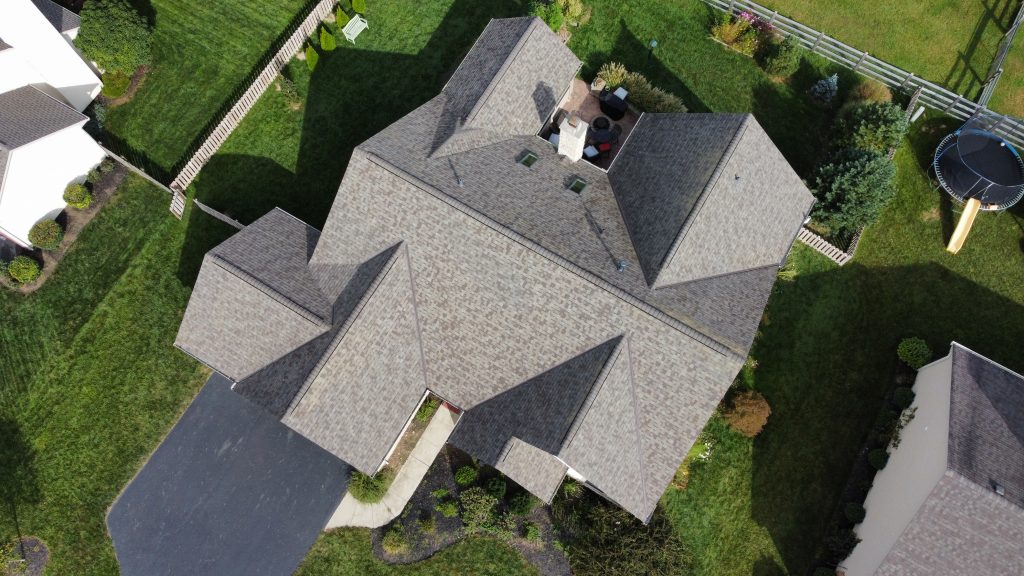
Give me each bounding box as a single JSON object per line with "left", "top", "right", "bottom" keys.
{"left": 762, "top": 35, "right": 802, "bottom": 77}
{"left": 305, "top": 45, "right": 319, "bottom": 72}
{"left": 722, "top": 390, "right": 771, "bottom": 437}
{"left": 28, "top": 220, "right": 63, "bottom": 250}
{"left": 837, "top": 102, "right": 908, "bottom": 153}
{"left": 811, "top": 148, "right": 897, "bottom": 235}
{"left": 810, "top": 73, "right": 839, "bottom": 104}
{"left": 76, "top": 0, "right": 152, "bottom": 74}
{"left": 320, "top": 27, "right": 336, "bottom": 52}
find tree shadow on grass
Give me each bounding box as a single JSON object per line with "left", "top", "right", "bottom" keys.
{"left": 941, "top": 0, "right": 1018, "bottom": 99}
{"left": 0, "top": 418, "right": 40, "bottom": 558}
{"left": 176, "top": 0, "right": 529, "bottom": 285}
{"left": 747, "top": 260, "right": 1024, "bottom": 574}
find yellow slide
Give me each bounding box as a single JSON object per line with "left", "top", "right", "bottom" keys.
{"left": 946, "top": 198, "right": 981, "bottom": 254}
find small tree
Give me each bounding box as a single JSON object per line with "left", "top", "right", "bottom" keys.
{"left": 64, "top": 183, "right": 93, "bottom": 210}
{"left": 811, "top": 148, "right": 897, "bottom": 235}
{"left": 762, "top": 35, "right": 802, "bottom": 77}
{"left": 76, "top": 0, "right": 152, "bottom": 74}
{"left": 530, "top": 0, "right": 564, "bottom": 32}
{"left": 320, "top": 27, "right": 337, "bottom": 52}
{"left": 336, "top": 7, "right": 350, "bottom": 27}
{"left": 897, "top": 337, "right": 932, "bottom": 369}
{"left": 722, "top": 390, "right": 771, "bottom": 437}
{"left": 28, "top": 220, "right": 63, "bottom": 250}
{"left": 351, "top": 0, "right": 366, "bottom": 14}
{"left": 837, "top": 102, "right": 908, "bottom": 153}
{"left": 305, "top": 45, "right": 319, "bottom": 71}
{"left": 810, "top": 73, "right": 839, "bottom": 104}
{"left": 8, "top": 256, "right": 40, "bottom": 284}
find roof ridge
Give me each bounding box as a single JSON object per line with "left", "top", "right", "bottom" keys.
{"left": 653, "top": 261, "right": 780, "bottom": 291}
{"left": 651, "top": 113, "right": 751, "bottom": 288}
{"left": 464, "top": 17, "right": 541, "bottom": 127}
{"left": 622, "top": 338, "right": 651, "bottom": 522}
{"left": 358, "top": 150, "right": 741, "bottom": 359}
{"left": 207, "top": 254, "right": 331, "bottom": 327}
{"left": 284, "top": 242, "right": 406, "bottom": 414}
{"left": 558, "top": 336, "right": 626, "bottom": 453}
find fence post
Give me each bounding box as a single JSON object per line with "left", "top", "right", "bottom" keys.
{"left": 853, "top": 51, "right": 867, "bottom": 72}
{"left": 944, "top": 94, "right": 963, "bottom": 114}
{"left": 768, "top": 10, "right": 777, "bottom": 24}
{"left": 728, "top": 0, "right": 735, "bottom": 12}
{"left": 812, "top": 30, "right": 824, "bottom": 50}
{"left": 899, "top": 72, "right": 915, "bottom": 90}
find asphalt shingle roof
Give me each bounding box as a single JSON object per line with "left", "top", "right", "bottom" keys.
{"left": 29, "top": 0, "right": 80, "bottom": 33}
{"left": 0, "top": 85, "right": 86, "bottom": 184}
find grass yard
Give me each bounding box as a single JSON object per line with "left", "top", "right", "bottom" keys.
{"left": 101, "top": 0, "right": 309, "bottom": 176}
{"left": 987, "top": 36, "right": 1024, "bottom": 117}
{"left": 758, "top": 0, "right": 1021, "bottom": 110}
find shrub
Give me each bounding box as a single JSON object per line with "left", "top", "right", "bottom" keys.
{"left": 336, "top": 7, "right": 350, "bottom": 27}
{"left": 722, "top": 390, "right": 771, "bottom": 437}
{"left": 562, "top": 478, "right": 583, "bottom": 498}
{"left": 28, "top": 220, "right": 63, "bottom": 250}
{"left": 305, "top": 45, "right": 319, "bottom": 71}
{"left": 621, "top": 71, "right": 686, "bottom": 113}
{"left": 435, "top": 499, "right": 459, "bottom": 518}
{"left": 351, "top": 0, "right": 366, "bottom": 14}
{"left": 597, "top": 61, "right": 628, "bottom": 89}
{"left": 0, "top": 260, "right": 7, "bottom": 280}
{"left": 98, "top": 157, "right": 116, "bottom": 174}
{"left": 486, "top": 477, "right": 507, "bottom": 500}
{"left": 810, "top": 73, "right": 839, "bottom": 104}
{"left": 897, "top": 337, "right": 932, "bottom": 369}
{"left": 892, "top": 387, "right": 915, "bottom": 409}
{"left": 844, "top": 502, "right": 866, "bottom": 524}
{"left": 711, "top": 12, "right": 750, "bottom": 45}
{"left": 524, "top": 521, "right": 542, "bottom": 542}
{"left": 416, "top": 397, "right": 440, "bottom": 423}
{"left": 732, "top": 27, "right": 759, "bottom": 56}
{"left": 564, "top": 0, "right": 588, "bottom": 26}
{"left": 762, "top": 35, "right": 802, "bottom": 77}
{"left": 813, "top": 569, "right": 837, "bottom": 576}
{"left": 530, "top": 0, "right": 564, "bottom": 32}
{"left": 811, "top": 148, "right": 897, "bottom": 236}
{"left": 849, "top": 78, "right": 892, "bottom": 103}
{"left": 430, "top": 487, "right": 449, "bottom": 499}
{"left": 824, "top": 529, "right": 860, "bottom": 563}
{"left": 8, "top": 256, "right": 40, "bottom": 284}
{"left": 836, "top": 102, "right": 908, "bottom": 153}
{"left": 454, "top": 465, "right": 477, "bottom": 486}
{"left": 320, "top": 27, "right": 337, "bottom": 52}
{"left": 381, "top": 524, "right": 407, "bottom": 554}
{"left": 509, "top": 491, "right": 539, "bottom": 515}
{"left": 278, "top": 75, "right": 300, "bottom": 108}
{"left": 348, "top": 468, "right": 394, "bottom": 503}
{"left": 459, "top": 487, "right": 499, "bottom": 534}
{"left": 868, "top": 448, "right": 889, "bottom": 470}
{"left": 76, "top": 0, "right": 151, "bottom": 74}
{"left": 419, "top": 514, "right": 436, "bottom": 534}
{"left": 100, "top": 71, "right": 132, "bottom": 98}
{"left": 64, "top": 183, "right": 93, "bottom": 209}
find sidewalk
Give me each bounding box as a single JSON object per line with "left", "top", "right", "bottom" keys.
{"left": 326, "top": 405, "right": 459, "bottom": 529}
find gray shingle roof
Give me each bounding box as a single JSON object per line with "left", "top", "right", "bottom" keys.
{"left": 0, "top": 38, "right": 10, "bottom": 51}
{"left": 30, "top": 0, "right": 80, "bottom": 33}
{"left": 0, "top": 86, "right": 86, "bottom": 184}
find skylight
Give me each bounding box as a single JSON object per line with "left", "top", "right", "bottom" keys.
{"left": 569, "top": 177, "right": 587, "bottom": 194}
{"left": 518, "top": 151, "right": 539, "bottom": 167}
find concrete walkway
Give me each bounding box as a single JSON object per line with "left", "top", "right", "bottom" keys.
{"left": 326, "top": 406, "right": 459, "bottom": 529}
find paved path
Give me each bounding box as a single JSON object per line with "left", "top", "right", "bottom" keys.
{"left": 326, "top": 406, "right": 459, "bottom": 529}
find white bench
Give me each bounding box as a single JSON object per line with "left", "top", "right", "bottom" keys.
{"left": 342, "top": 14, "right": 368, "bottom": 44}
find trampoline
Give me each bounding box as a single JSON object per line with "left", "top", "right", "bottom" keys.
{"left": 933, "top": 119, "right": 1024, "bottom": 211}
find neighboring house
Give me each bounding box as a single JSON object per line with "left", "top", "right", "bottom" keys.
{"left": 839, "top": 342, "right": 1024, "bottom": 575}
{"left": 0, "top": 0, "right": 103, "bottom": 247}
{"left": 173, "top": 17, "right": 814, "bottom": 523}
{"left": 0, "top": 0, "right": 99, "bottom": 111}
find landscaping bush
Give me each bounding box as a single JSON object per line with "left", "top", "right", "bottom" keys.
{"left": 98, "top": 157, "right": 115, "bottom": 174}
{"left": 762, "top": 35, "right": 802, "bottom": 77}
{"left": 813, "top": 569, "right": 837, "bottom": 576}
{"left": 524, "top": 521, "right": 542, "bottom": 542}
{"left": 844, "top": 502, "right": 866, "bottom": 524}
{"left": 897, "top": 337, "right": 932, "bottom": 369}
{"left": 721, "top": 390, "right": 771, "bottom": 437}
{"left": 305, "top": 45, "right": 319, "bottom": 71}
{"left": 381, "top": 524, "right": 407, "bottom": 554}
{"left": 622, "top": 72, "right": 686, "bottom": 113}
{"left": 28, "top": 220, "right": 63, "bottom": 250}
{"left": 824, "top": 529, "right": 860, "bottom": 563}
{"left": 419, "top": 514, "right": 436, "bottom": 534}
{"left": 320, "top": 27, "right": 337, "bottom": 52}
{"left": 278, "top": 75, "right": 301, "bottom": 108}
{"left": 416, "top": 396, "right": 440, "bottom": 423}
{"left": 454, "top": 465, "right": 477, "bottom": 486}
{"left": 486, "top": 477, "right": 507, "bottom": 500}
{"left": 336, "top": 7, "right": 350, "bottom": 27}
{"left": 100, "top": 71, "right": 132, "bottom": 99}
{"left": 459, "top": 487, "right": 499, "bottom": 534}
{"left": 563, "top": 0, "right": 590, "bottom": 27}
{"left": 849, "top": 78, "right": 892, "bottom": 103}
{"left": 810, "top": 73, "right": 839, "bottom": 104}
{"left": 430, "top": 487, "right": 449, "bottom": 499}
{"left": 7, "top": 256, "right": 40, "bottom": 284}
{"left": 868, "top": 448, "right": 889, "bottom": 470}
{"left": 435, "top": 499, "right": 459, "bottom": 518}
{"left": 509, "top": 491, "right": 539, "bottom": 515}
{"left": 351, "top": 0, "right": 366, "bottom": 14}
{"left": 64, "top": 183, "right": 93, "bottom": 210}
{"left": 530, "top": 0, "right": 565, "bottom": 32}
{"left": 562, "top": 478, "right": 583, "bottom": 498}
{"left": 597, "top": 61, "right": 628, "bottom": 88}
{"left": 811, "top": 148, "right": 897, "bottom": 236}
{"left": 892, "top": 387, "right": 915, "bottom": 409}
{"left": 711, "top": 11, "right": 749, "bottom": 45}
{"left": 348, "top": 468, "right": 393, "bottom": 503}
{"left": 836, "top": 102, "right": 908, "bottom": 153}
{"left": 0, "top": 259, "right": 7, "bottom": 281}
{"left": 76, "top": 0, "right": 152, "bottom": 74}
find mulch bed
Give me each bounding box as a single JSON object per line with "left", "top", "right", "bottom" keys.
{"left": 371, "top": 446, "right": 570, "bottom": 576}
{"left": 98, "top": 66, "right": 150, "bottom": 107}
{"left": 1, "top": 163, "right": 128, "bottom": 294}
{"left": 3, "top": 537, "right": 49, "bottom": 576}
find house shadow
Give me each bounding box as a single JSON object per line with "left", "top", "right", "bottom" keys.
{"left": 746, "top": 261, "right": 1024, "bottom": 574}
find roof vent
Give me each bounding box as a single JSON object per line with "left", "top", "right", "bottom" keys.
{"left": 568, "top": 177, "right": 587, "bottom": 194}
{"left": 518, "top": 150, "right": 539, "bottom": 167}
{"left": 616, "top": 260, "right": 628, "bottom": 272}
{"left": 993, "top": 481, "right": 1005, "bottom": 496}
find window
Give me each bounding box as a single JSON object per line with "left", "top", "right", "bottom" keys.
{"left": 568, "top": 177, "right": 587, "bottom": 194}
{"left": 518, "top": 151, "right": 539, "bottom": 167}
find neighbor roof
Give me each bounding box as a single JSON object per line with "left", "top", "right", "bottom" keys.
{"left": 0, "top": 85, "right": 86, "bottom": 186}
{"left": 176, "top": 16, "right": 811, "bottom": 523}
{"left": 30, "top": 0, "right": 80, "bottom": 33}
{"left": 0, "top": 37, "right": 10, "bottom": 51}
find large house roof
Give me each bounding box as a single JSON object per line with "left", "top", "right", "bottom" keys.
{"left": 175, "top": 17, "right": 811, "bottom": 522}
{"left": 29, "top": 0, "right": 80, "bottom": 33}
{"left": 0, "top": 85, "right": 86, "bottom": 187}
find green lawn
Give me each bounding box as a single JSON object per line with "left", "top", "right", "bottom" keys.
{"left": 987, "top": 35, "right": 1024, "bottom": 117}
{"left": 758, "top": 0, "right": 1020, "bottom": 108}
{"left": 101, "top": 0, "right": 308, "bottom": 176}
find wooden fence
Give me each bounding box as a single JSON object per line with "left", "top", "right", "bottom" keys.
{"left": 797, "top": 227, "right": 851, "bottom": 266}
{"left": 705, "top": 0, "right": 1024, "bottom": 149}
{"left": 167, "top": 0, "right": 337, "bottom": 216}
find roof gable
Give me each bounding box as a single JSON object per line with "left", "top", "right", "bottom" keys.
{"left": 0, "top": 85, "right": 85, "bottom": 148}
{"left": 30, "top": 0, "right": 80, "bottom": 33}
